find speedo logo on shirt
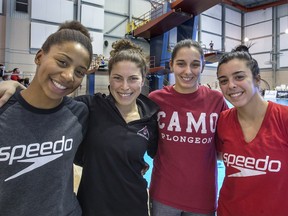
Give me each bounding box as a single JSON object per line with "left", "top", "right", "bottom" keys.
{"left": 223, "top": 153, "right": 281, "bottom": 177}
{"left": 0, "top": 136, "right": 73, "bottom": 181}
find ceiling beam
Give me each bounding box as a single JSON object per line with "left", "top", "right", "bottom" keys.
{"left": 222, "top": 0, "right": 288, "bottom": 12}
{"left": 222, "top": 0, "right": 247, "bottom": 12}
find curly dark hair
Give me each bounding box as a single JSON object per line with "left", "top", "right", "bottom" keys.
{"left": 108, "top": 39, "right": 148, "bottom": 77}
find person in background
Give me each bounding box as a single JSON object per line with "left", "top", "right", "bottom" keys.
{"left": 216, "top": 45, "right": 288, "bottom": 216}
{"left": 18, "top": 78, "right": 25, "bottom": 85}
{"left": 0, "top": 20, "right": 93, "bottom": 216}
{"left": 24, "top": 77, "right": 30, "bottom": 87}
{"left": 10, "top": 68, "right": 21, "bottom": 81}
{"left": 148, "top": 39, "right": 228, "bottom": 216}
{"left": 0, "top": 64, "right": 5, "bottom": 78}
{"left": 87, "top": 54, "right": 100, "bottom": 74}
{"left": 1, "top": 75, "right": 10, "bottom": 81}
{"left": 209, "top": 40, "right": 214, "bottom": 50}
{"left": 0, "top": 39, "right": 159, "bottom": 216}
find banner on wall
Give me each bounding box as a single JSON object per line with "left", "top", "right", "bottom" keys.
{"left": 264, "top": 90, "right": 288, "bottom": 99}
{"left": 264, "top": 90, "right": 277, "bottom": 99}
{"left": 276, "top": 91, "right": 288, "bottom": 99}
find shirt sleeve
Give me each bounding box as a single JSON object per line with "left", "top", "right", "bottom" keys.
{"left": 146, "top": 113, "right": 159, "bottom": 158}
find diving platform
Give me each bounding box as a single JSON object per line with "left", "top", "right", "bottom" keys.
{"left": 204, "top": 50, "right": 225, "bottom": 64}
{"left": 134, "top": 10, "right": 191, "bottom": 39}
{"left": 132, "top": 0, "right": 222, "bottom": 39}
{"left": 170, "top": 0, "right": 221, "bottom": 16}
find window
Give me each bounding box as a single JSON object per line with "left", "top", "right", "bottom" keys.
{"left": 16, "top": 0, "right": 28, "bottom": 13}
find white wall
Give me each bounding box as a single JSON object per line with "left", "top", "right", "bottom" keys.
{"left": 243, "top": 9, "right": 273, "bottom": 69}
{"left": 0, "top": 15, "right": 6, "bottom": 64}
{"left": 82, "top": 0, "right": 104, "bottom": 6}
{"left": 200, "top": 5, "right": 222, "bottom": 51}
{"left": 0, "top": 0, "right": 3, "bottom": 14}
{"left": 224, "top": 8, "right": 242, "bottom": 52}
{"left": 200, "top": 4, "right": 288, "bottom": 89}
{"left": 102, "top": 0, "right": 151, "bottom": 57}
{"left": 279, "top": 13, "right": 288, "bottom": 68}
{"left": 1, "top": 1, "right": 288, "bottom": 92}
{"left": 31, "top": 0, "right": 74, "bottom": 23}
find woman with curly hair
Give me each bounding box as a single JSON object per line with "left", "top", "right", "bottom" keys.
{"left": 74, "top": 39, "right": 159, "bottom": 216}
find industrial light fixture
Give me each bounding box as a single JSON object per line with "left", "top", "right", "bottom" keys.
{"left": 244, "top": 37, "right": 249, "bottom": 42}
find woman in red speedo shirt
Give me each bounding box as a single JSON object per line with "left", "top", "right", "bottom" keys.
{"left": 216, "top": 45, "right": 288, "bottom": 216}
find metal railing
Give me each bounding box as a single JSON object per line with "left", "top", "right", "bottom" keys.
{"left": 150, "top": 56, "right": 156, "bottom": 68}
{"left": 127, "top": 0, "right": 177, "bottom": 33}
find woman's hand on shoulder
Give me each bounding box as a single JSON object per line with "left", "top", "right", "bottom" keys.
{"left": 0, "top": 80, "right": 26, "bottom": 107}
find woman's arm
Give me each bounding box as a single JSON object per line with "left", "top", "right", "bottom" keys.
{"left": 147, "top": 114, "right": 159, "bottom": 159}
{"left": 0, "top": 80, "right": 26, "bottom": 107}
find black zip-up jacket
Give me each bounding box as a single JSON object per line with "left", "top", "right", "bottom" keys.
{"left": 74, "top": 93, "right": 159, "bottom": 216}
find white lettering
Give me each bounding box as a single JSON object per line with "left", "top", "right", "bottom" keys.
{"left": 0, "top": 136, "right": 74, "bottom": 165}
{"left": 26, "top": 143, "right": 40, "bottom": 158}
{"left": 65, "top": 139, "right": 73, "bottom": 151}
{"left": 223, "top": 153, "right": 281, "bottom": 173}
{"left": 244, "top": 157, "right": 255, "bottom": 169}
{"left": 160, "top": 133, "right": 213, "bottom": 144}
{"left": 210, "top": 113, "right": 218, "bottom": 133}
{"left": 40, "top": 142, "right": 53, "bottom": 155}
{"left": 269, "top": 160, "right": 281, "bottom": 172}
{"left": 9, "top": 145, "right": 26, "bottom": 165}
{"left": 158, "top": 111, "right": 166, "bottom": 129}
{"left": 167, "top": 112, "right": 181, "bottom": 132}
{"left": 235, "top": 155, "right": 245, "bottom": 167}
{"left": 0, "top": 147, "right": 10, "bottom": 161}
{"left": 53, "top": 136, "right": 65, "bottom": 153}
{"left": 195, "top": 137, "right": 201, "bottom": 144}
{"left": 186, "top": 113, "right": 207, "bottom": 133}
{"left": 157, "top": 111, "right": 218, "bottom": 133}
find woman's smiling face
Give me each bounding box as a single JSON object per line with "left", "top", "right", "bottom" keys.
{"left": 109, "top": 60, "right": 144, "bottom": 108}
{"left": 217, "top": 58, "right": 259, "bottom": 108}
{"left": 171, "top": 46, "right": 203, "bottom": 94}
{"left": 34, "top": 41, "right": 90, "bottom": 104}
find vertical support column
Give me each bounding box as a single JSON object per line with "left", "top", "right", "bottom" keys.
{"left": 76, "top": 0, "right": 81, "bottom": 21}
{"left": 241, "top": 11, "right": 245, "bottom": 43}
{"left": 272, "top": 6, "right": 277, "bottom": 89}
{"left": 149, "top": 31, "right": 169, "bottom": 91}
{"left": 4, "top": 0, "right": 12, "bottom": 66}
{"left": 86, "top": 73, "right": 95, "bottom": 95}
{"left": 79, "top": 0, "right": 96, "bottom": 95}
{"left": 150, "top": 34, "right": 164, "bottom": 67}
{"left": 192, "top": 16, "right": 198, "bottom": 41}
{"left": 221, "top": 4, "right": 226, "bottom": 52}
{"left": 198, "top": 14, "right": 202, "bottom": 44}
{"left": 160, "top": 31, "right": 170, "bottom": 67}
